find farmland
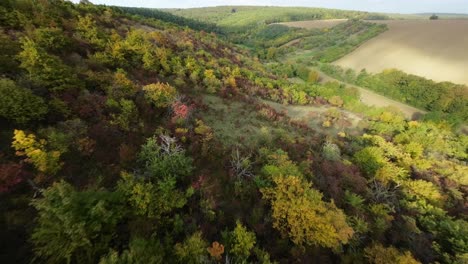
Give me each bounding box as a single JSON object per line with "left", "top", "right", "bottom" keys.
{"left": 334, "top": 19, "right": 468, "bottom": 85}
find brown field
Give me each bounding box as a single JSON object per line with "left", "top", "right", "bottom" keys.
{"left": 278, "top": 19, "right": 348, "bottom": 29}
{"left": 334, "top": 19, "right": 468, "bottom": 85}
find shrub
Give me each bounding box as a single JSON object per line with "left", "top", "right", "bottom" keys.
{"left": 322, "top": 141, "right": 341, "bottom": 161}
{"left": 174, "top": 232, "right": 209, "bottom": 264}
{"left": 308, "top": 70, "right": 320, "bottom": 83}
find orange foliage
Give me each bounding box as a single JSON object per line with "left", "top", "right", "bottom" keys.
{"left": 207, "top": 241, "right": 224, "bottom": 261}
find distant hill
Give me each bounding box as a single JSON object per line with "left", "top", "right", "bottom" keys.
{"left": 112, "top": 6, "right": 220, "bottom": 33}
{"left": 164, "top": 6, "right": 389, "bottom": 32}
{"left": 389, "top": 13, "right": 468, "bottom": 19}
{"left": 415, "top": 12, "right": 468, "bottom": 18}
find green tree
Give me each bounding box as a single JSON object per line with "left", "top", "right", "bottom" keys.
{"left": 33, "top": 27, "right": 71, "bottom": 53}
{"left": 31, "top": 181, "right": 125, "bottom": 264}
{"left": 228, "top": 221, "right": 256, "bottom": 261}
{"left": 99, "top": 238, "right": 165, "bottom": 264}
{"left": 75, "top": 14, "right": 105, "bottom": 48}
{"left": 138, "top": 135, "right": 193, "bottom": 180}
{"left": 117, "top": 135, "right": 193, "bottom": 218}
{"left": 117, "top": 172, "right": 189, "bottom": 219}
{"left": 174, "top": 232, "right": 209, "bottom": 264}
{"left": 354, "top": 146, "right": 387, "bottom": 176}
{"left": 322, "top": 141, "right": 341, "bottom": 161}
{"left": 107, "top": 98, "right": 139, "bottom": 131}
{"left": 17, "top": 37, "right": 77, "bottom": 92}
{"left": 0, "top": 78, "right": 47, "bottom": 123}
{"left": 0, "top": 30, "right": 20, "bottom": 74}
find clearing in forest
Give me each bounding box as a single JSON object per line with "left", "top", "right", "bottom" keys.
{"left": 334, "top": 19, "right": 468, "bottom": 85}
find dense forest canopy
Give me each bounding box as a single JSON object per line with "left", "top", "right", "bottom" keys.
{"left": 0, "top": 1, "right": 467, "bottom": 264}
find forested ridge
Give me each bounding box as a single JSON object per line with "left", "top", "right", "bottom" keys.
{"left": 0, "top": 1, "right": 467, "bottom": 264}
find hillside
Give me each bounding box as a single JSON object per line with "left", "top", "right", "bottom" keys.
{"left": 0, "top": 1, "right": 467, "bottom": 264}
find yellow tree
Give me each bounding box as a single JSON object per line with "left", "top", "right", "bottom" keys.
{"left": 142, "top": 83, "right": 177, "bottom": 108}
{"left": 12, "top": 130, "right": 62, "bottom": 176}
{"left": 261, "top": 175, "right": 354, "bottom": 249}
{"left": 364, "top": 243, "right": 420, "bottom": 264}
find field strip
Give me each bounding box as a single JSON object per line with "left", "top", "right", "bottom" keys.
{"left": 277, "top": 19, "right": 348, "bottom": 29}
{"left": 314, "top": 68, "right": 427, "bottom": 119}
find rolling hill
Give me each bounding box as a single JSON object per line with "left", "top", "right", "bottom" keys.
{"left": 0, "top": 2, "right": 467, "bottom": 264}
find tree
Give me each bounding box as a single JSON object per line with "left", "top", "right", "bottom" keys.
{"left": 142, "top": 83, "right": 177, "bottom": 108}
{"left": 226, "top": 221, "right": 256, "bottom": 261}
{"left": 0, "top": 78, "right": 48, "bottom": 124}
{"left": 174, "top": 232, "right": 209, "bottom": 264}
{"left": 17, "top": 37, "right": 77, "bottom": 92}
{"left": 261, "top": 175, "right": 354, "bottom": 249}
{"left": 429, "top": 14, "right": 439, "bottom": 20}
{"left": 322, "top": 141, "right": 341, "bottom": 161}
{"left": 138, "top": 135, "right": 193, "bottom": 180}
{"left": 117, "top": 135, "right": 193, "bottom": 218}
{"left": 75, "top": 14, "right": 105, "bottom": 48}
{"left": 260, "top": 149, "right": 303, "bottom": 181}
{"left": 207, "top": 242, "right": 224, "bottom": 261}
{"left": 0, "top": 30, "right": 20, "bottom": 74}
{"left": 117, "top": 172, "right": 189, "bottom": 219}
{"left": 403, "top": 180, "right": 443, "bottom": 206}
{"left": 12, "top": 130, "right": 62, "bottom": 175}
{"left": 31, "top": 181, "right": 125, "bottom": 264}
{"left": 108, "top": 68, "right": 136, "bottom": 99}
{"left": 107, "top": 98, "right": 139, "bottom": 131}
{"left": 203, "top": 69, "right": 221, "bottom": 93}
{"left": 230, "top": 148, "right": 254, "bottom": 179}
{"left": 99, "top": 237, "right": 165, "bottom": 264}
{"left": 364, "top": 243, "right": 420, "bottom": 264}
{"left": 354, "top": 146, "right": 387, "bottom": 176}
{"left": 33, "top": 27, "right": 71, "bottom": 53}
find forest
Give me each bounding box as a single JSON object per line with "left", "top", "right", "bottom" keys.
{"left": 0, "top": 1, "right": 467, "bottom": 264}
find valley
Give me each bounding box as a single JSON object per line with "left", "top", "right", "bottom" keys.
{"left": 0, "top": 2, "right": 467, "bottom": 264}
